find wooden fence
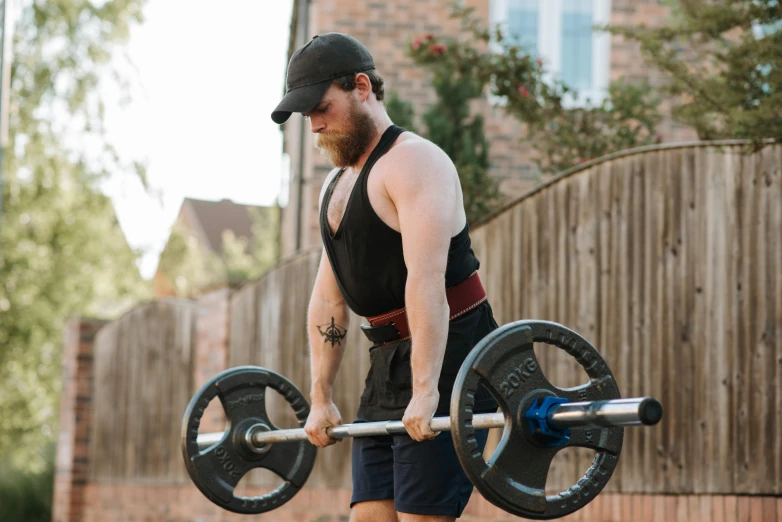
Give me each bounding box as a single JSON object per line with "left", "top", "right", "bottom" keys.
{"left": 89, "top": 300, "right": 197, "bottom": 483}
{"left": 87, "top": 142, "right": 782, "bottom": 495}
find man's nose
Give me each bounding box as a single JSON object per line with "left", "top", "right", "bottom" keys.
{"left": 310, "top": 118, "right": 325, "bottom": 133}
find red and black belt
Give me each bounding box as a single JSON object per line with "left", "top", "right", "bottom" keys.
{"left": 359, "top": 271, "right": 487, "bottom": 345}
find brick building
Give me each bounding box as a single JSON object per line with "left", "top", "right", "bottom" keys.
{"left": 277, "top": 0, "right": 697, "bottom": 258}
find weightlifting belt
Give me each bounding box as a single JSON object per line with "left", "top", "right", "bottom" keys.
{"left": 360, "top": 271, "right": 487, "bottom": 345}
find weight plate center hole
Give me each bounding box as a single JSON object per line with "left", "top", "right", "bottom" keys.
{"left": 246, "top": 423, "right": 273, "bottom": 455}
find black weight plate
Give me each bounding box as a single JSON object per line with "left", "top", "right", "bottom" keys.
{"left": 181, "top": 366, "right": 317, "bottom": 514}
{"left": 451, "top": 320, "right": 623, "bottom": 519}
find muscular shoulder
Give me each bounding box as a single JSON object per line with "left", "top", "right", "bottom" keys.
{"left": 377, "top": 133, "right": 461, "bottom": 227}
{"left": 380, "top": 133, "right": 457, "bottom": 188}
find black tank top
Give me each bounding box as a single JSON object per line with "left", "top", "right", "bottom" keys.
{"left": 319, "top": 125, "right": 480, "bottom": 317}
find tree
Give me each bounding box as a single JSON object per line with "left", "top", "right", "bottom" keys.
{"left": 406, "top": 6, "right": 663, "bottom": 176}
{"left": 229, "top": 205, "right": 280, "bottom": 282}
{"left": 0, "top": 0, "right": 150, "bottom": 484}
{"left": 0, "top": 443, "right": 54, "bottom": 522}
{"left": 385, "top": 90, "right": 418, "bottom": 133}
{"left": 606, "top": 0, "right": 782, "bottom": 142}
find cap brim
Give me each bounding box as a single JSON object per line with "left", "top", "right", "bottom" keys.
{"left": 271, "top": 79, "right": 332, "bottom": 124}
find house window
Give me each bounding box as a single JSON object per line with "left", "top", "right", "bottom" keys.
{"left": 506, "top": 0, "right": 539, "bottom": 56}
{"left": 490, "top": 0, "right": 612, "bottom": 105}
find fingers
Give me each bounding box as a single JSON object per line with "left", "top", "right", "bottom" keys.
{"left": 327, "top": 413, "right": 343, "bottom": 446}
{"left": 402, "top": 414, "right": 437, "bottom": 442}
{"left": 303, "top": 425, "right": 321, "bottom": 447}
{"left": 305, "top": 424, "right": 339, "bottom": 447}
{"left": 304, "top": 411, "right": 342, "bottom": 448}
{"left": 305, "top": 424, "right": 335, "bottom": 447}
{"left": 320, "top": 427, "right": 339, "bottom": 447}
{"left": 305, "top": 426, "right": 324, "bottom": 447}
{"left": 419, "top": 420, "right": 437, "bottom": 441}
{"left": 323, "top": 422, "right": 341, "bottom": 446}
{"left": 422, "top": 422, "right": 438, "bottom": 440}
{"left": 403, "top": 413, "right": 420, "bottom": 441}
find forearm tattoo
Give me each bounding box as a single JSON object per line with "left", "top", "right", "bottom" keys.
{"left": 316, "top": 317, "right": 347, "bottom": 348}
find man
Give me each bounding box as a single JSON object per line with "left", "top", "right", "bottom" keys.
{"left": 271, "top": 33, "right": 499, "bottom": 522}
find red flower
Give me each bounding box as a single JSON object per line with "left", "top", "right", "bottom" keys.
{"left": 518, "top": 85, "right": 529, "bottom": 97}
{"left": 536, "top": 57, "right": 543, "bottom": 66}
{"left": 430, "top": 43, "right": 447, "bottom": 56}
{"left": 424, "top": 33, "right": 434, "bottom": 41}
{"left": 412, "top": 37, "right": 422, "bottom": 50}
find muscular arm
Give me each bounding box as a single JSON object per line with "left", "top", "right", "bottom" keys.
{"left": 304, "top": 168, "right": 350, "bottom": 447}
{"left": 307, "top": 248, "right": 350, "bottom": 405}
{"left": 384, "top": 141, "right": 460, "bottom": 440}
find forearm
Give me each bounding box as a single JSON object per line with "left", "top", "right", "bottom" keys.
{"left": 405, "top": 273, "right": 449, "bottom": 394}
{"left": 307, "top": 294, "right": 350, "bottom": 404}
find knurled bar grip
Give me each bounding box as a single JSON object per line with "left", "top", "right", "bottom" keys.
{"left": 196, "top": 397, "right": 662, "bottom": 451}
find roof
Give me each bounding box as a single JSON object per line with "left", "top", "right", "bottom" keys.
{"left": 183, "top": 197, "right": 270, "bottom": 253}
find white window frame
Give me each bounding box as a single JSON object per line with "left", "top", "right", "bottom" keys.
{"left": 489, "top": 0, "right": 612, "bottom": 107}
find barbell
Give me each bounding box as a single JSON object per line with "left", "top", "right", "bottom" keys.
{"left": 194, "top": 397, "right": 660, "bottom": 449}
{"left": 181, "top": 319, "right": 664, "bottom": 519}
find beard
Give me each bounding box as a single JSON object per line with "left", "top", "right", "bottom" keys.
{"left": 315, "top": 98, "right": 376, "bottom": 168}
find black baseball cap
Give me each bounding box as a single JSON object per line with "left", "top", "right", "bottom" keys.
{"left": 271, "top": 33, "right": 376, "bottom": 124}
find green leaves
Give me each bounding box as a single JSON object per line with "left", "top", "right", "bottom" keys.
{"left": 405, "top": 5, "right": 663, "bottom": 177}
{"left": 0, "top": 0, "right": 150, "bottom": 473}
{"left": 0, "top": 443, "right": 54, "bottom": 522}
{"left": 606, "top": 0, "right": 782, "bottom": 143}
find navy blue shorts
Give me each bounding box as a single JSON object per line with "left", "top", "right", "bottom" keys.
{"left": 350, "top": 420, "right": 489, "bottom": 517}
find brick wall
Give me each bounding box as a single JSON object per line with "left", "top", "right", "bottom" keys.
{"left": 192, "top": 287, "right": 231, "bottom": 433}
{"left": 51, "top": 318, "right": 106, "bottom": 522}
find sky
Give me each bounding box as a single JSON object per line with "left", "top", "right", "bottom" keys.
{"left": 100, "top": 0, "right": 294, "bottom": 279}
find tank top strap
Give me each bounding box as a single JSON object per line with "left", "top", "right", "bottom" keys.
{"left": 358, "top": 125, "right": 406, "bottom": 192}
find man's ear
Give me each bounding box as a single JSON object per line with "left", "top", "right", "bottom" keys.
{"left": 354, "top": 73, "right": 372, "bottom": 102}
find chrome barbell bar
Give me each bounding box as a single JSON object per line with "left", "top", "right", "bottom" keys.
{"left": 196, "top": 397, "right": 662, "bottom": 451}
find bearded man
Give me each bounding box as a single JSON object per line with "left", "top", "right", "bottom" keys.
{"left": 271, "top": 33, "right": 499, "bottom": 522}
